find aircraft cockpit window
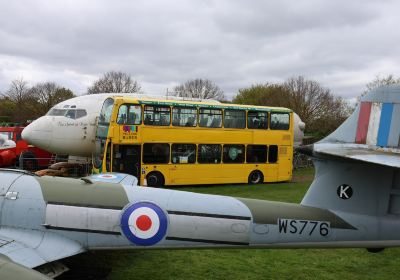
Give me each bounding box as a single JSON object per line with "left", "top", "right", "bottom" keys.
{"left": 75, "top": 109, "right": 87, "bottom": 119}
{"left": 71, "top": 105, "right": 76, "bottom": 108}
{"left": 47, "top": 108, "right": 87, "bottom": 119}
{"left": 47, "top": 109, "right": 67, "bottom": 116}
{"left": 65, "top": 110, "right": 76, "bottom": 119}
{"left": 63, "top": 105, "right": 70, "bottom": 108}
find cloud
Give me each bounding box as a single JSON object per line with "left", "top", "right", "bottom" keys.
{"left": 0, "top": 0, "right": 399, "bottom": 100}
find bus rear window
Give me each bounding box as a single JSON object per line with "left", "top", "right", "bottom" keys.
{"left": 270, "top": 113, "right": 290, "bottom": 130}
{"left": 143, "top": 143, "right": 170, "bottom": 164}
{"left": 247, "top": 111, "right": 268, "bottom": 129}
{"left": 144, "top": 105, "right": 170, "bottom": 126}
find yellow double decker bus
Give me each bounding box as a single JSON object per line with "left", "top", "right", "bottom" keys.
{"left": 93, "top": 96, "right": 294, "bottom": 187}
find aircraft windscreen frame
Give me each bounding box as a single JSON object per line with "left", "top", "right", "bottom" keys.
{"left": 46, "top": 108, "right": 88, "bottom": 119}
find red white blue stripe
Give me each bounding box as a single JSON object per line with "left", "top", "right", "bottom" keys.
{"left": 356, "top": 102, "right": 399, "bottom": 148}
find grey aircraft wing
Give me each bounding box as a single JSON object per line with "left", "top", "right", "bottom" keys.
{"left": 310, "top": 143, "right": 400, "bottom": 168}
{"left": 0, "top": 228, "right": 84, "bottom": 278}
{"left": 0, "top": 254, "right": 50, "bottom": 280}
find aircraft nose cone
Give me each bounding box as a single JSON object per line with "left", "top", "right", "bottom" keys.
{"left": 298, "top": 121, "right": 305, "bottom": 131}
{"left": 22, "top": 117, "right": 52, "bottom": 149}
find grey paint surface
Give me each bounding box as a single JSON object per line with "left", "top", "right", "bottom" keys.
{"left": 388, "top": 103, "right": 400, "bottom": 147}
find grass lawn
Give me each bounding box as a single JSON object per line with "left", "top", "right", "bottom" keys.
{"left": 67, "top": 168, "right": 400, "bottom": 280}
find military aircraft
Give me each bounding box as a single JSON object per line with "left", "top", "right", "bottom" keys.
{"left": 1, "top": 85, "right": 399, "bottom": 279}
{"left": 21, "top": 93, "right": 306, "bottom": 156}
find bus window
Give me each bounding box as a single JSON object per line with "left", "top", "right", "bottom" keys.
{"left": 268, "top": 145, "right": 278, "bottom": 163}
{"left": 99, "top": 98, "right": 114, "bottom": 125}
{"left": 0, "top": 132, "right": 13, "bottom": 140}
{"left": 143, "top": 143, "right": 170, "bottom": 164}
{"left": 246, "top": 145, "right": 267, "bottom": 163}
{"left": 144, "top": 105, "right": 171, "bottom": 126}
{"left": 247, "top": 111, "right": 268, "bottom": 129}
{"left": 94, "top": 98, "right": 114, "bottom": 169}
{"left": 172, "top": 107, "right": 197, "bottom": 127}
{"left": 223, "top": 144, "right": 245, "bottom": 163}
{"left": 198, "top": 144, "right": 221, "bottom": 163}
{"left": 270, "top": 113, "right": 290, "bottom": 130}
{"left": 118, "top": 104, "right": 141, "bottom": 125}
{"left": 117, "top": 105, "right": 128, "bottom": 124}
{"left": 172, "top": 144, "right": 196, "bottom": 164}
{"left": 199, "top": 108, "right": 222, "bottom": 128}
{"left": 224, "top": 110, "right": 246, "bottom": 129}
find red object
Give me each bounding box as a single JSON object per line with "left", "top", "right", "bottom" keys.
{"left": 0, "top": 126, "right": 52, "bottom": 168}
{"left": 136, "top": 215, "right": 152, "bottom": 231}
{"left": 355, "top": 102, "right": 372, "bottom": 144}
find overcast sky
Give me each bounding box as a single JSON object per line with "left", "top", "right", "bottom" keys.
{"left": 0, "top": 0, "right": 399, "bottom": 100}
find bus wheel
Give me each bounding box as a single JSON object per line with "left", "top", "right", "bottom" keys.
{"left": 248, "top": 170, "right": 264, "bottom": 184}
{"left": 147, "top": 172, "right": 165, "bottom": 187}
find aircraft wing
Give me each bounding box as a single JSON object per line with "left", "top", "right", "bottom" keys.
{"left": 0, "top": 254, "right": 50, "bottom": 280}
{"left": 312, "top": 143, "right": 400, "bottom": 168}
{"left": 0, "top": 228, "right": 85, "bottom": 279}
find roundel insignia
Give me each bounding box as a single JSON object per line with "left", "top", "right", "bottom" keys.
{"left": 98, "top": 174, "right": 117, "bottom": 179}
{"left": 121, "top": 202, "right": 168, "bottom": 246}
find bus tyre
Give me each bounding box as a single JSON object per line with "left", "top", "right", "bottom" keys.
{"left": 248, "top": 170, "right": 264, "bottom": 184}
{"left": 147, "top": 172, "right": 165, "bottom": 188}
{"left": 367, "top": 248, "right": 385, "bottom": 253}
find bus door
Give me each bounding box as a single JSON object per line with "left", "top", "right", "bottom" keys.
{"left": 112, "top": 144, "right": 141, "bottom": 179}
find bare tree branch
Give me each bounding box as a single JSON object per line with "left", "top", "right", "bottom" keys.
{"left": 173, "top": 79, "right": 225, "bottom": 101}
{"left": 87, "top": 71, "right": 141, "bottom": 94}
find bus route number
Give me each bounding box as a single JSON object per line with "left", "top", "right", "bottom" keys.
{"left": 278, "top": 219, "right": 330, "bottom": 237}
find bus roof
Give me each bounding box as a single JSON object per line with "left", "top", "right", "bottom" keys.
{"left": 110, "top": 96, "right": 292, "bottom": 113}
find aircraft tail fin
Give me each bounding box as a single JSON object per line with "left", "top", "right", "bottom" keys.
{"left": 301, "top": 85, "right": 400, "bottom": 217}
{"left": 321, "top": 85, "right": 400, "bottom": 148}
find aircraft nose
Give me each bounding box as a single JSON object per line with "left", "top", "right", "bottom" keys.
{"left": 298, "top": 121, "right": 305, "bottom": 131}
{"left": 22, "top": 117, "right": 52, "bottom": 149}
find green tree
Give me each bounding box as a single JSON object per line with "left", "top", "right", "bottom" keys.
{"left": 0, "top": 97, "right": 16, "bottom": 124}
{"left": 233, "top": 76, "right": 351, "bottom": 136}
{"left": 1, "top": 79, "right": 75, "bottom": 123}
{"left": 234, "top": 83, "right": 290, "bottom": 107}
{"left": 30, "top": 82, "right": 75, "bottom": 116}
{"left": 2, "top": 78, "right": 35, "bottom": 123}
